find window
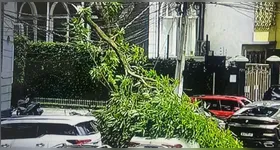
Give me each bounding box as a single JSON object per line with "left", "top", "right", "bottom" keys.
{"left": 241, "top": 99, "right": 251, "bottom": 105}
{"left": 203, "top": 100, "right": 220, "bottom": 110}
{"left": 49, "top": 2, "right": 70, "bottom": 42}
{"left": 38, "top": 123, "right": 78, "bottom": 136}
{"left": 1, "top": 123, "right": 38, "bottom": 139}
{"left": 220, "top": 100, "right": 239, "bottom": 111}
{"left": 237, "top": 106, "right": 279, "bottom": 117}
{"left": 76, "top": 121, "right": 99, "bottom": 135}
{"left": 18, "top": 2, "right": 37, "bottom": 41}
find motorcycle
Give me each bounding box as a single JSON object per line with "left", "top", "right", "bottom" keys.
{"left": 16, "top": 96, "right": 44, "bottom": 115}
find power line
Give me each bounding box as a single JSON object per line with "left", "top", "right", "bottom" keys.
{"left": 8, "top": 3, "right": 176, "bottom": 30}
{"left": 3, "top": 10, "right": 152, "bottom": 49}
{"left": 211, "top": 2, "right": 280, "bottom": 14}
{"left": 4, "top": 2, "right": 184, "bottom": 59}
{"left": 4, "top": 2, "right": 180, "bottom": 48}
{"left": 4, "top": 3, "right": 167, "bottom": 35}
{"left": 4, "top": 13, "right": 72, "bottom": 40}
{"left": 5, "top": 11, "right": 151, "bottom": 46}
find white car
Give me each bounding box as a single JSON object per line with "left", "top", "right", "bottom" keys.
{"left": 1, "top": 115, "right": 102, "bottom": 148}
{"left": 129, "top": 136, "right": 200, "bottom": 148}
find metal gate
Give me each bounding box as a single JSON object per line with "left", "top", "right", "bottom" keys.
{"left": 245, "top": 63, "right": 271, "bottom": 101}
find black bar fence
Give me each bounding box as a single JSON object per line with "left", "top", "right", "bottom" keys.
{"left": 34, "top": 97, "right": 108, "bottom": 109}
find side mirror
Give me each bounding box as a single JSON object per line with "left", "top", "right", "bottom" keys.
{"left": 233, "top": 107, "right": 240, "bottom": 112}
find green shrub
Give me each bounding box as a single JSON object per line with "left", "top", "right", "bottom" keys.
{"left": 13, "top": 35, "right": 109, "bottom": 100}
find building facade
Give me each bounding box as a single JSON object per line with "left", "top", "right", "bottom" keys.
{"left": 148, "top": 2, "right": 206, "bottom": 60}
{"left": 1, "top": 2, "right": 17, "bottom": 110}
{"left": 204, "top": 2, "right": 255, "bottom": 57}
{"left": 204, "top": 2, "right": 280, "bottom": 63}
{"left": 16, "top": 2, "right": 79, "bottom": 42}
{"left": 148, "top": 2, "right": 280, "bottom": 63}
{"left": 16, "top": 2, "right": 149, "bottom": 47}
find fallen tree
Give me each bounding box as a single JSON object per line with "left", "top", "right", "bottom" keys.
{"left": 71, "top": 3, "right": 243, "bottom": 148}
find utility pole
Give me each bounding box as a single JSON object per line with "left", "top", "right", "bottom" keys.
{"left": 175, "top": 2, "right": 187, "bottom": 97}
{"left": 175, "top": 3, "right": 198, "bottom": 97}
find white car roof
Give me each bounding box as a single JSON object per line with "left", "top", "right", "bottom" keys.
{"left": 131, "top": 137, "right": 200, "bottom": 148}
{"left": 246, "top": 100, "right": 280, "bottom": 107}
{"left": 1, "top": 115, "right": 97, "bottom": 126}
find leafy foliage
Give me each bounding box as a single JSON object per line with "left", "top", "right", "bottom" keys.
{"left": 70, "top": 4, "right": 243, "bottom": 148}
{"left": 14, "top": 35, "right": 28, "bottom": 84}
{"left": 13, "top": 35, "right": 109, "bottom": 100}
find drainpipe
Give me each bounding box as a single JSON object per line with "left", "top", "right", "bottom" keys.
{"left": 166, "top": 34, "right": 169, "bottom": 59}
{"left": 157, "top": 2, "right": 161, "bottom": 58}
{"left": 200, "top": 2, "right": 205, "bottom": 41}
{"left": 195, "top": 3, "right": 200, "bottom": 56}
{"left": 197, "top": 2, "right": 205, "bottom": 56}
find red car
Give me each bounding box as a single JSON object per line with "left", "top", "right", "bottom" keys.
{"left": 190, "top": 95, "right": 252, "bottom": 119}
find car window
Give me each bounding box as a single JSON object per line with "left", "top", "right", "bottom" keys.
{"left": 38, "top": 123, "right": 78, "bottom": 136}
{"left": 273, "top": 87, "right": 280, "bottom": 93}
{"left": 275, "top": 111, "right": 280, "bottom": 119}
{"left": 76, "top": 120, "right": 98, "bottom": 135}
{"left": 1, "top": 123, "right": 38, "bottom": 139}
{"left": 220, "top": 100, "right": 238, "bottom": 111}
{"left": 203, "top": 100, "right": 220, "bottom": 110}
{"left": 235, "top": 106, "right": 278, "bottom": 117}
{"left": 241, "top": 99, "right": 251, "bottom": 105}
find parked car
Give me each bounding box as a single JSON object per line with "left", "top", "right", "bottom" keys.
{"left": 263, "top": 85, "right": 280, "bottom": 100}
{"left": 1, "top": 116, "right": 102, "bottom": 148}
{"left": 196, "top": 107, "right": 226, "bottom": 129}
{"left": 128, "top": 106, "right": 233, "bottom": 149}
{"left": 129, "top": 136, "right": 199, "bottom": 148}
{"left": 128, "top": 143, "right": 170, "bottom": 148}
{"left": 1, "top": 108, "right": 14, "bottom": 121}
{"left": 191, "top": 95, "right": 252, "bottom": 119}
{"left": 226, "top": 101, "right": 280, "bottom": 148}
{"left": 51, "top": 143, "right": 111, "bottom": 148}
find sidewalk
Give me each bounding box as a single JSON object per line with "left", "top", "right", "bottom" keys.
{"left": 42, "top": 107, "right": 90, "bottom": 116}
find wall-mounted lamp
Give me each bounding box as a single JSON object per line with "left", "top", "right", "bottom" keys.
{"left": 266, "top": 55, "right": 280, "bottom": 62}
{"left": 232, "top": 55, "right": 249, "bottom": 63}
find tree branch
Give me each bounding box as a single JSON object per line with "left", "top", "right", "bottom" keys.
{"left": 84, "top": 13, "right": 156, "bottom": 88}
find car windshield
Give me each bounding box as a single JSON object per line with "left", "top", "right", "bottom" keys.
{"left": 234, "top": 106, "right": 279, "bottom": 117}
{"left": 241, "top": 99, "right": 251, "bottom": 105}
{"left": 76, "top": 120, "right": 98, "bottom": 135}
